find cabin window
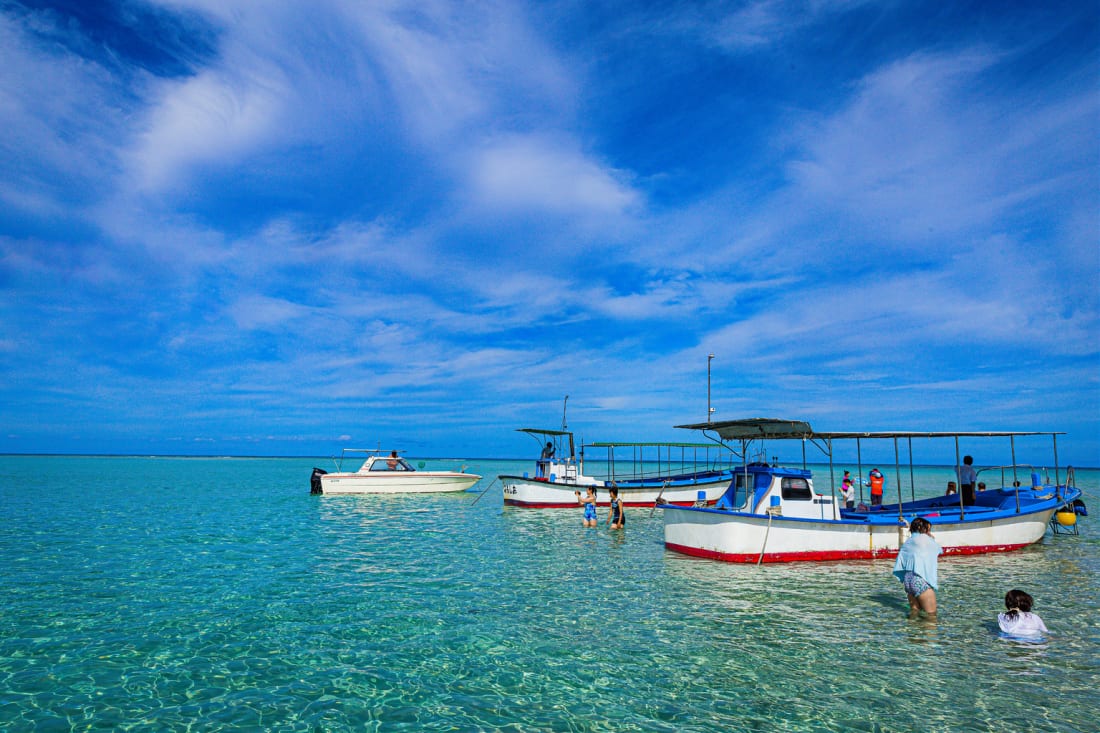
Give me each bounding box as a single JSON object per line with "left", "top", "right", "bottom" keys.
{"left": 371, "top": 459, "right": 411, "bottom": 472}
{"left": 781, "top": 477, "right": 812, "bottom": 500}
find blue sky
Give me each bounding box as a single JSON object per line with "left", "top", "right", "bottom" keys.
{"left": 1, "top": 0, "right": 1097, "bottom": 464}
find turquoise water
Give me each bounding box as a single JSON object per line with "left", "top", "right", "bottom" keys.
{"left": 1, "top": 456, "right": 1097, "bottom": 732}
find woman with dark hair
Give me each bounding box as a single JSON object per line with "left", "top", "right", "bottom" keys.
{"left": 892, "top": 517, "right": 942, "bottom": 617}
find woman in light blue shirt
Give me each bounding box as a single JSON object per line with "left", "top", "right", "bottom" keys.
{"left": 893, "top": 517, "right": 942, "bottom": 617}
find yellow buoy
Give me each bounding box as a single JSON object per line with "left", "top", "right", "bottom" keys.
{"left": 1055, "top": 511, "right": 1077, "bottom": 527}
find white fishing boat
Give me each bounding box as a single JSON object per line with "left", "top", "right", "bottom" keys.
{"left": 310, "top": 450, "right": 481, "bottom": 495}
{"left": 500, "top": 428, "right": 737, "bottom": 508}
{"left": 661, "top": 419, "right": 1084, "bottom": 563}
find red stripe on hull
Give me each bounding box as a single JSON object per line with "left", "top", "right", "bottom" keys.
{"left": 664, "top": 541, "right": 1035, "bottom": 563}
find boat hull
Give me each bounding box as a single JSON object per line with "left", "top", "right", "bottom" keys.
{"left": 663, "top": 491, "right": 1073, "bottom": 563}
{"left": 501, "top": 473, "right": 732, "bottom": 508}
{"left": 319, "top": 472, "right": 481, "bottom": 495}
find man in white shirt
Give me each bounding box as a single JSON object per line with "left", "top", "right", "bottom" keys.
{"left": 957, "top": 455, "right": 978, "bottom": 506}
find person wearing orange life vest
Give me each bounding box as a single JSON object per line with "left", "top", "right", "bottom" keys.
{"left": 869, "top": 468, "right": 885, "bottom": 506}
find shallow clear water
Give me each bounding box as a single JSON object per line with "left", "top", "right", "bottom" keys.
{"left": 1, "top": 456, "right": 1097, "bottom": 731}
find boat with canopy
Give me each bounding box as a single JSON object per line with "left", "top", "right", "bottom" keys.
{"left": 660, "top": 418, "right": 1084, "bottom": 563}
{"left": 500, "top": 428, "right": 738, "bottom": 508}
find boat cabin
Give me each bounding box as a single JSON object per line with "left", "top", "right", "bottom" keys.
{"left": 356, "top": 454, "right": 415, "bottom": 473}
{"left": 518, "top": 428, "right": 598, "bottom": 485}
{"left": 715, "top": 463, "right": 837, "bottom": 520}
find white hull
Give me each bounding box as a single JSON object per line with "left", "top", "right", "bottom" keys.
{"left": 663, "top": 504, "right": 1060, "bottom": 563}
{"left": 502, "top": 474, "right": 731, "bottom": 508}
{"left": 320, "top": 472, "right": 480, "bottom": 495}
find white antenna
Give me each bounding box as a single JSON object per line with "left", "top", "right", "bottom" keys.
{"left": 707, "top": 354, "right": 715, "bottom": 423}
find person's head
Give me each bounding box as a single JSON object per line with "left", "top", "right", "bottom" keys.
{"left": 909, "top": 517, "right": 932, "bottom": 535}
{"left": 843, "top": 477, "right": 851, "bottom": 485}
{"left": 946, "top": 481, "right": 957, "bottom": 494}
{"left": 844, "top": 470, "right": 850, "bottom": 476}
{"left": 1004, "top": 589, "right": 1034, "bottom": 613}
{"left": 586, "top": 486, "right": 596, "bottom": 498}
{"left": 390, "top": 450, "right": 398, "bottom": 458}
{"left": 609, "top": 486, "right": 619, "bottom": 499}
{"left": 964, "top": 455, "right": 973, "bottom": 465}
{"left": 978, "top": 482, "right": 986, "bottom": 490}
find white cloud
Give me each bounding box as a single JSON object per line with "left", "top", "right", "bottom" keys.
{"left": 709, "top": 0, "right": 873, "bottom": 52}
{"left": 0, "top": 13, "right": 127, "bottom": 213}
{"left": 226, "top": 294, "right": 313, "bottom": 331}
{"left": 468, "top": 134, "right": 640, "bottom": 216}
{"left": 129, "top": 0, "right": 575, "bottom": 193}
{"left": 132, "top": 68, "right": 287, "bottom": 191}
{"left": 786, "top": 51, "right": 1005, "bottom": 238}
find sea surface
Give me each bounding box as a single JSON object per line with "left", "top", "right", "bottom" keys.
{"left": 1, "top": 455, "right": 1097, "bottom": 732}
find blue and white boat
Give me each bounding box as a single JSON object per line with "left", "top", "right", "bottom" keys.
{"left": 500, "top": 428, "right": 737, "bottom": 508}
{"left": 661, "top": 419, "right": 1084, "bottom": 563}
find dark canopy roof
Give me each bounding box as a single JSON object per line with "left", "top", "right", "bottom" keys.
{"left": 517, "top": 428, "right": 574, "bottom": 437}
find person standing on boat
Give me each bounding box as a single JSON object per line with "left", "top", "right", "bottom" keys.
{"left": 840, "top": 477, "right": 856, "bottom": 509}
{"left": 536, "top": 441, "right": 555, "bottom": 478}
{"left": 957, "top": 456, "right": 977, "bottom": 506}
{"left": 868, "top": 468, "right": 885, "bottom": 506}
{"left": 892, "top": 517, "right": 941, "bottom": 617}
{"left": 607, "top": 486, "right": 625, "bottom": 529}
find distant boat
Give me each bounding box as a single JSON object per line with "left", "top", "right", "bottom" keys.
{"left": 500, "top": 428, "right": 737, "bottom": 507}
{"left": 310, "top": 450, "right": 481, "bottom": 495}
{"left": 661, "top": 418, "right": 1084, "bottom": 563}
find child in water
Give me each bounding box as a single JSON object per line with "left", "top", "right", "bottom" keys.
{"left": 606, "top": 486, "right": 625, "bottom": 529}
{"left": 574, "top": 487, "right": 598, "bottom": 527}
{"left": 998, "top": 589, "right": 1049, "bottom": 639}
{"left": 892, "top": 517, "right": 941, "bottom": 617}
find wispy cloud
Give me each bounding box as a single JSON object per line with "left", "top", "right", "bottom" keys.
{"left": 467, "top": 134, "right": 640, "bottom": 216}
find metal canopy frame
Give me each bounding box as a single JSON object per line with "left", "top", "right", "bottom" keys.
{"left": 517, "top": 428, "right": 577, "bottom": 460}
{"left": 676, "top": 418, "right": 1067, "bottom": 522}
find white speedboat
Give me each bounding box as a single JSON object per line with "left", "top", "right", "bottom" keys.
{"left": 500, "top": 428, "right": 737, "bottom": 507}
{"left": 310, "top": 450, "right": 481, "bottom": 495}
{"left": 661, "top": 419, "right": 1084, "bottom": 563}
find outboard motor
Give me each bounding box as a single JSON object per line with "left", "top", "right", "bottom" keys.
{"left": 310, "top": 467, "right": 327, "bottom": 495}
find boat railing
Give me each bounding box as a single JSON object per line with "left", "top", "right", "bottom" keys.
{"left": 330, "top": 448, "right": 402, "bottom": 472}
{"left": 974, "top": 464, "right": 1054, "bottom": 489}
{"left": 584, "top": 441, "right": 737, "bottom": 483}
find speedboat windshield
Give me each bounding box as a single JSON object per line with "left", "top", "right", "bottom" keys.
{"left": 367, "top": 457, "right": 415, "bottom": 472}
